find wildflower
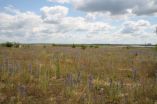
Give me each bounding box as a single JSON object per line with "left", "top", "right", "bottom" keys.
{"left": 17, "top": 85, "right": 27, "bottom": 97}
{"left": 65, "top": 73, "right": 73, "bottom": 87}
{"left": 132, "top": 68, "right": 137, "bottom": 81}
{"left": 8, "top": 63, "right": 14, "bottom": 75}
{"left": 77, "top": 71, "right": 81, "bottom": 83}
{"left": 88, "top": 74, "right": 93, "bottom": 90}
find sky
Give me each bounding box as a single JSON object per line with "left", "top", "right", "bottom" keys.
{"left": 0, "top": 0, "right": 157, "bottom": 44}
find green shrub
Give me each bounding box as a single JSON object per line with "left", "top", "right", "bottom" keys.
{"left": 81, "top": 45, "right": 87, "bottom": 50}
{"left": 72, "top": 44, "right": 76, "bottom": 48}
{"left": 94, "top": 45, "right": 99, "bottom": 48}
{"left": 155, "top": 44, "right": 157, "bottom": 51}
{"left": 90, "top": 45, "right": 93, "bottom": 48}
{"left": 2, "top": 42, "right": 14, "bottom": 47}
{"left": 1, "top": 42, "right": 21, "bottom": 48}
{"left": 52, "top": 44, "right": 56, "bottom": 46}
{"left": 43, "top": 45, "right": 46, "bottom": 48}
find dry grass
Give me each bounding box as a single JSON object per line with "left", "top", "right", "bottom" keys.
{"left": 0, "top": 45, "right": 157, "bottom": 104}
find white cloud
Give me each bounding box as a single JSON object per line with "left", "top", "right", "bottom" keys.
{"left": 0, "top": 5, "right": 115, "bottom": 43}
{"left": 121, "top": 20, "right": 151, "bottom": 34}
{"left": 40, "top": 6, "right": 69, "bottom": 24}
{"left": 0, "top": 5, "right": 156, "bottom": 44}
{"left": 0, "top": 11, "right": 42, "bottom": 38}
{"left": 48, "top": 0, "right": 69, "bottom": 4}
{"left": 60, "top": 16, "right": 112, "bottom": 34}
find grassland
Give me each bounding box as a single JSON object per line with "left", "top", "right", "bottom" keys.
{"left": 0, "top": 45, "right": 157, "bottom": 104}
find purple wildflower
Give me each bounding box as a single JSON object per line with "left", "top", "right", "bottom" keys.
{"left": 65, "top": 73, "right": 73, "bottom": 87}
{"left": 88, "top": 74, "right": 93, "bottom": 90}
{"left": 17, "top": 85, "right": 27, "bottom": 97}
{"left": 132, "top": 68, "right": 137, "bottom": 81}
{"left": 77, "top": 71, "right": 81, "bottom": 83}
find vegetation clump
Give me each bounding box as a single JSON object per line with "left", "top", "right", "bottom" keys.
{"left": 1, "top": 42, "right": 21, "bottom": 48}
{"left": 72, "top": 44, "right": 76, "bottom": 48}
{"left": 81, "top": 45, "right": 87, "bottom": 50}
{"left": 94, "top": 45, "right": 99, "bottom": 48}
{"left": 155, "top": 44, "right": 157, "bottom": 51}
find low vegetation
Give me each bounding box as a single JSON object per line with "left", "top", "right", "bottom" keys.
{"left": 0, "top": 45, "right": 157, "bottom": 104}
{"left": 1, "top": 42, "right": 21, "bottom": 48}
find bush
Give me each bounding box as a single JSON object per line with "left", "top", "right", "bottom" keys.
{"left": 90, "top": 45, "right": 93, "bottom": 48}
{"left": 72, "top": 44, "right": 76, "bottom": 48}
{"left": 43, "top": 45, "right": 46, "bottom": 48}
{"left": 2, "top": 42, "right": 14, "bottom": 47}
{"left": 94, "top": 45, "right": 99, "bottom": 48}
{"left": 81, "top": 45, "right": 87, "bottom": 50}
{"left": 52, "top": 44, "right": 56, "bottom": 46}
{"left": 155, "top": 45, "right": 157, "bottom": 51}
{"left": 1, "top": 42, "right": 21, "bottom": 48}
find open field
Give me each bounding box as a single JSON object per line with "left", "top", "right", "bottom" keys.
{"left": 0, "top": 45, "right": 157, "bottom": 104}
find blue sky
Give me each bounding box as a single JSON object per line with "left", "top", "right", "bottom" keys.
{"left": 0, "top": 0, "right": 157, "bottom": 44}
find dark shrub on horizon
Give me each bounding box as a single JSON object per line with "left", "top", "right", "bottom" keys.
{"left": 81, "top": 45, "right": 87, "bottom": 50}
{"left": 94, "top": 45, "right": 99, "bottom": 48}
{"left": 90, "top": 45, "right": 93, "bottom": 48}
{"left": 52, "top": 44, "right": 56, "bottom": 46}
{"left": 2, "top": 42, "right": 14, "bottom": 47}
{"left": 72, "top": 44, "right": 76, "bottom": 48}
{"left": 155, "top": 44, "right": 157, "bottom": 51}
{"left": 1, "top": 42, "right": 21, "bottom": 48}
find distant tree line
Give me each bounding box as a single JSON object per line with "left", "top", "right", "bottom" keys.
{"left": 0, "top": 42, "right": 21, "bottom": 48}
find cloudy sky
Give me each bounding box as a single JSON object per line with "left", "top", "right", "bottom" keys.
{"left": 0, "top": 0, "right": 157, "bottom": 44}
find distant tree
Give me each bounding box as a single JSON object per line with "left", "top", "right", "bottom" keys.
{"left": 155, "top": 45, "right": 157, "bottom": 51}
{"left": 72, "top": 44, "right": 76, "bottom": 48}
{"left": 94, "top": 45, "right": 99, "bottom": 48}
{"left": 52, "top": 44, "right": 56, "bottom": 46}
{"left": 1, "top": 42, "right": 21, "bottom": 48}
{"left": 2, "top": 42, "right": 14, "bottom": 47}
{"left": 90, "top": 45, "right": 93, "bottom": 48}
{"left": 81, "top": 45, "right": 87, "bottom": 50}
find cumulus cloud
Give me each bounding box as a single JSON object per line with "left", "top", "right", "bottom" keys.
{"left": 71, "top": 0, "right": 157, "bottom": 16}
{"left": 59, "top": 16, "right": 112, "bottom": 34}
{"left": 121, "top": 20, "right": 151, "bottom": 34}
{"left": 48, "top": 0, "right": 69, "bottom": 4}
{"left": 0, "top": 5, "right": 115, "bottom": 43}
{"left": 0, "top": 11, "right": 41, "bottom": 42}
{"left": 40, "top": 6, "right": 69, "bottom": 24}
{"left": 0, "top": 11, "right": 42, "bottom": 39}
{"left": 0, "top": 5, "right": 156, "bottom": 44}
